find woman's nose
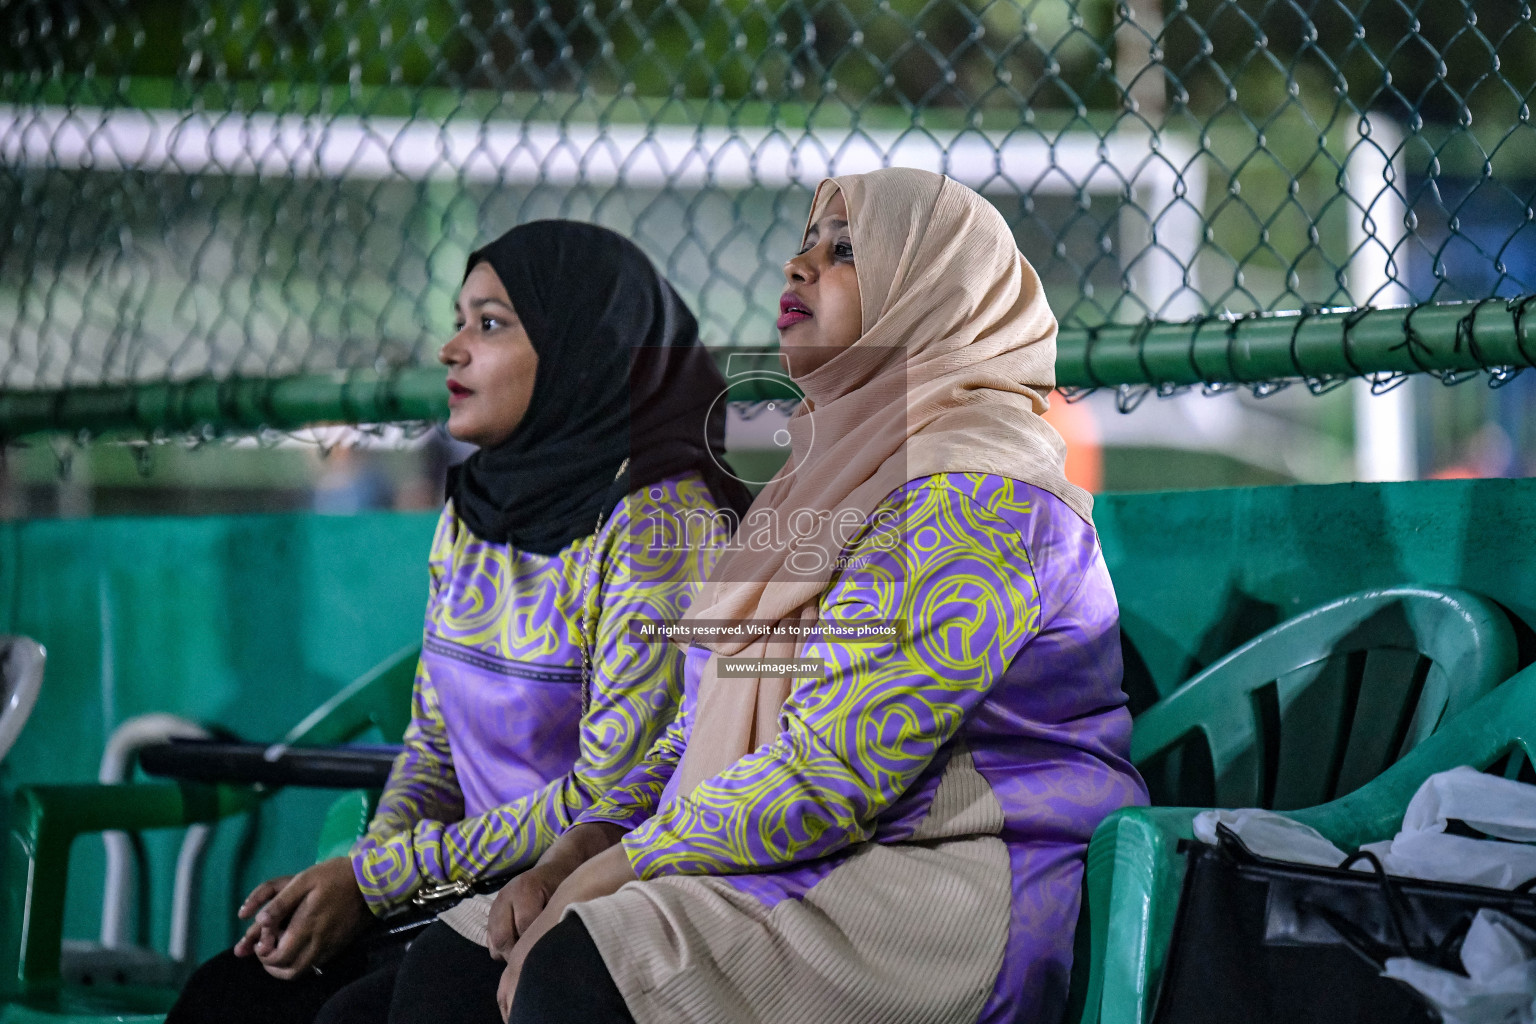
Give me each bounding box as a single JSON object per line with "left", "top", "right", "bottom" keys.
{"left": 783, "top": 250, "right": 816, "bottom": 285}
{"left": 439, "top": 331, "right": 467, "bottom": 366}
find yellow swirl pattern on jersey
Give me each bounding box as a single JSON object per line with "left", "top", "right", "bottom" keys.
{"left": 577, "top": 475, "right": 1040, "bottom": 875}
{"left": 351, "top": 472, "right": 731, "bottom": 912}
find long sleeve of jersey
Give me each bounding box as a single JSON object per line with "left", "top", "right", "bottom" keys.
{"left": 351, "top": 483, "right": 728, "bottom": 912}
{"left": 620, "top": 477, "right": 1042, "bottom": 879}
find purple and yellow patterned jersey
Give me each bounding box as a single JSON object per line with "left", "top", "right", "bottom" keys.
{"left": 349, "top": 471, "right": 731, "bottom": 914}
{"left": 575, "top": 472, "right": 1146, "bottom": 1020}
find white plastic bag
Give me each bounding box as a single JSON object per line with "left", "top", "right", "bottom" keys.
{"left": 1358, "top": 767, "right": 1536, "bottom": 888}
{"left": 1191, "top": 808, "right": 1347, "bottom": 866}
{"left": 1196, "top": 768, "right": 1536, "bottom": 887}
{"left": 1402, "top": 767, "right": 1536, "bottom": 842}
{"left": 1383, "top": 910, "right": 1536, "bottom": 1024}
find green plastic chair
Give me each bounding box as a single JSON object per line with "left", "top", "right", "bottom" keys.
{"left": 0, "top": 644, "right": 418, "bottom": 1024}
{"left": 1069, "top": 586, "right": 1519, "bottom": 1024}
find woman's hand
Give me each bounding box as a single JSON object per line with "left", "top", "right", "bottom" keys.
{"left": 232, "top": 874, "right": 294, "bottom": 958}
{"left": 233, "top": 857, "right": 371, "bottom": 980}
{"left": 487, "top": 860, "right": 565, "bottom": 962}
{"left": 487, "top": 821, "right": 628, "bottom": 961}
{"left": 496, "top": 843, "right": 638, "bottom": 1022}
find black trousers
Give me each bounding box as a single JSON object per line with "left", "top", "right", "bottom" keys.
{"left": 166, "top": 922, "right": 504, "bottom": 1024}
{"left": 506, "top": 916, "right": 633, "bottom": 1024}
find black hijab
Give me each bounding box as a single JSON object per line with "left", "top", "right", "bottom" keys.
{"left": 446, "top": 220, "right": 754, "bottom": 553}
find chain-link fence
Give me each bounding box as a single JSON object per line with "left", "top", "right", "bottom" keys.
{"left": 5, "top": 0, "right": 1536, "bottom": 434}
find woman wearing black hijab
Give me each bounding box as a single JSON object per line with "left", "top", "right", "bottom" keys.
{"left": 167, "top": 222, "right": 752, "bottom": 1024}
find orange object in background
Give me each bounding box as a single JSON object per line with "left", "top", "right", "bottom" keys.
{"left": 1043, "top": 392, "right": 1103, "bottom": 492}
{"left": 1428, "top": 424, "right": 1519, "bottom": 481}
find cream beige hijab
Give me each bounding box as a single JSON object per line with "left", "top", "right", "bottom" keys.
{"left": 672, "top": 167, "right": 1093, "bottom": 794}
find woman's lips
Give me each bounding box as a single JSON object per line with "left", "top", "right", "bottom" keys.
{"left": 447, "top": 380, "right": 473, "bottom": 405}
{"left": 778, "top": 294, "right": 812, "bottom": 330}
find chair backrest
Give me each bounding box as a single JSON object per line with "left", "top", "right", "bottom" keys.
{"left": 283, "top": 644, "right": 419, "bottom": 747}
{"left": 0, "top": 636, "right": 45, "bottom": 764}
{"left": 289, "top": 646, "right": 418, "bottom": 868}
{"left": 314, "top": 789, "right": 378, "bottom": 863}
{"left": 1131, "top": 586, "right": 1517, "bottom": 810}
{"left": 1293, "top": 659, "right": 1536, "bottom": 849}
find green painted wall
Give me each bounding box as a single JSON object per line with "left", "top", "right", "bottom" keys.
{"left": 2, "top": 476, "right": 1533, "bottom": 965}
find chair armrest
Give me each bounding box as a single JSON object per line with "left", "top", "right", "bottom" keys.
{"left": 1076, "top": 806, "right": 1202, "bottom": 1024}
{"left": 139, "top": 740, "right": 400, "bottom": 789}
{"left": 2, "top": 782, "right": 255, "bottom": 997}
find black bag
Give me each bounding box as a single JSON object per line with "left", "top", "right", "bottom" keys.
{"left": 1152, "top": 825, "right": 1536, "bottom": 1024}
{"left": 369, "top": 874, "right": 512, "bottom": 943}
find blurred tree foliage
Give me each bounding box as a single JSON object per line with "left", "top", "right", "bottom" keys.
{"left": 5, "top": 0, "right": 1534, "bottom": 132}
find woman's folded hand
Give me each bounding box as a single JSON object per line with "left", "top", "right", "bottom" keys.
{"left": 487, "top": 821, "right": 629, "bottom": 960}
{"left": 496, "top": 843, "right": 639, "bottom": 1022}
{"left": 232, "top": 874, "right": 294, "bottom": 959}
{"left": 487, "top": 860, "right": 564, "bottom": 961}
{"left": 241, "top": 856, "right": 371, "bottom": 980}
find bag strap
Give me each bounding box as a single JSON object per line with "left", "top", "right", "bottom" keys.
{"left": 1335, "top": 850, "right": 1415, "bottom": 955}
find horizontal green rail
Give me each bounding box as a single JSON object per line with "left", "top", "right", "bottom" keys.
{"left": 0, "top": 370, "right": 448, "bottom": 441}
{"left": 3, "top": 300, "right": 1533, "bottom": 440}
{"left": 1066, "top": 299, "right": 1536, "bottom": 390}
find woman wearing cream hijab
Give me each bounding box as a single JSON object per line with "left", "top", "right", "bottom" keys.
{"left": 484, "top": 168, "right": 1148, "bottom": 1024}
